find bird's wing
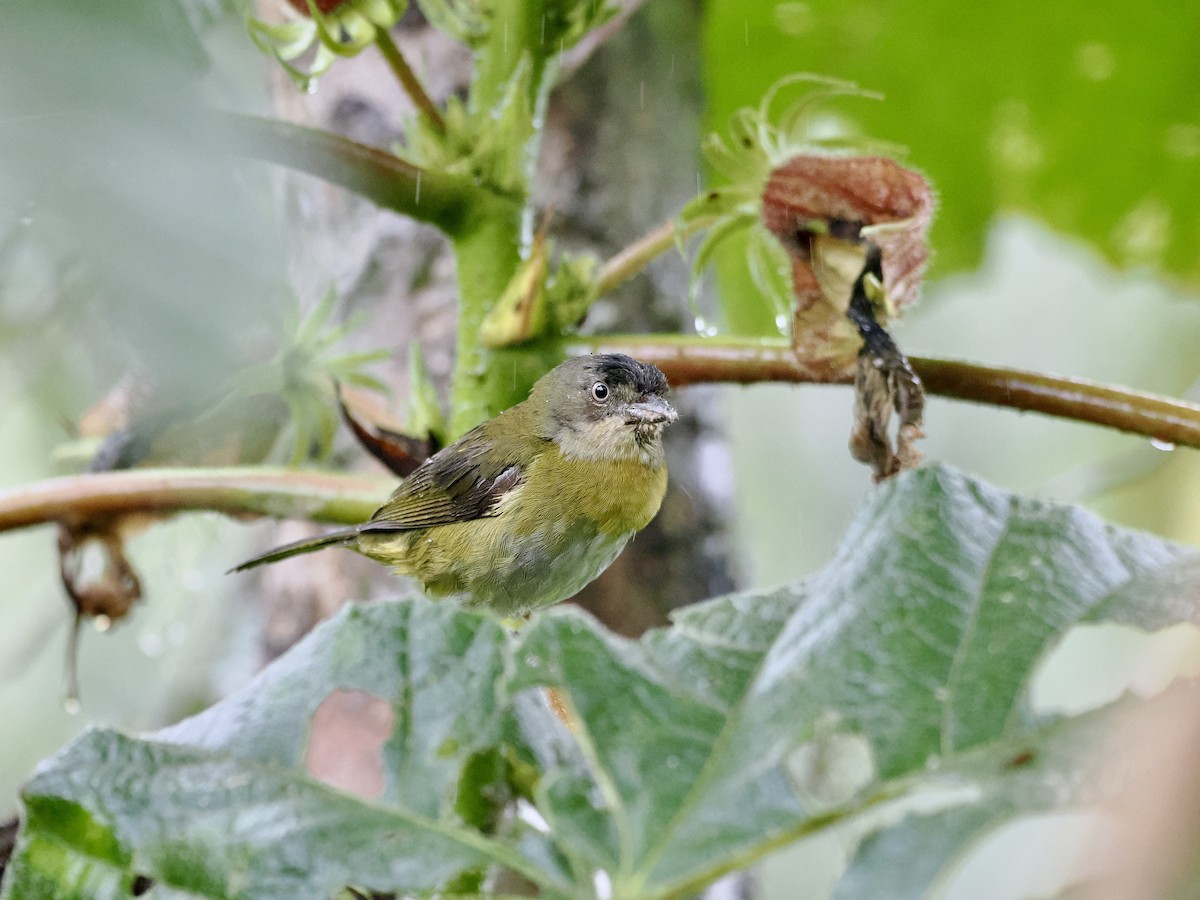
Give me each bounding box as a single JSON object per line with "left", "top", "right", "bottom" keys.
{"left": 360, "top": 425, "right": 531, "bottom": 533}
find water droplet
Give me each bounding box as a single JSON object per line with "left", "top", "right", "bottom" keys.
{"left": 1165, "top": 124, "right": 1200, "bottom": 160}
{"left": 774, "top": 313, "right": 790, "bottom": 334}
{"left": 1150, "top": 438, "right": 1176, "bottom": 452}
{"left": 933, "top": 686, "right": 950, "bottom": 702}
{"left": 524, "top": 654, "right": 542, "bottom": 669}
{"left": 775, "top": 2, "right": 814, "bottom": 36}
{"left": 1112, "top": 196, "right": 1171, "bottom": 267}
{"left": 999, "top": 591, "right": 1015, "bottom": 605}
{"left": 1075, "top": 42, "right": 1114, "bottom": 81}
{"left": 990, "top": 99, "right": 1043, "bottom": 174}
{"left": 692, "top": 317, "right": 718, "bottom": 337}
{"left": 138, "top": 631, "right": 164, "bottom": 659}
{"left": 93, "top": 615, "right": 112, "bottom": 633}
{"left": 665, "top": 755, "right": 680, "bottom": 769}
{"left": 593, "top": 870, "right": 613, "bottom": 900}
{"left": 63, "top": 696, "right": 81, "bottom": 716}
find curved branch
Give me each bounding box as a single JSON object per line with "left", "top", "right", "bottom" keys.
{"left": 0, "top": 468, "right": 388, "bottom": 535}
{"left": 6, "top": 350, "right": 1195, "bottom": 539}
{"left": 213, "top": 112, "right": 487, "bottom": 235}
{"left": 595, "top": 216, "right": 711, "bottom": 297}
{"left": 575, "top": 335, "right": 1200, "bottom": 450}
{"left": 912, "top": 357, "right": 1200, "bottom": 450}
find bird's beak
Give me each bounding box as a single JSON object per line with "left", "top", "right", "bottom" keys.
{"left": 626, "top": 394, "right": 678, "bottom": 425}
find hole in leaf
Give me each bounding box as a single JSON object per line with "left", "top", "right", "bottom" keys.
{"left": 305, "top": 689, "right": 393, "bottom": 799}
{"left": 931, "top": 811, "right": 1117, "bottom": 900}
{"left": 1029, "top": 622, "right": 1200, "bottom": 716}
{"left": 786, "top": 731, "right": 876, "bottom": 806}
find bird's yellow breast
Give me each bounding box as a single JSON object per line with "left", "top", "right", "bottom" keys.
{"left": 358, "top": 441, "right": 668, "bottom": 614}
{"left": 512, "top": 444, "right": 668, "bottom": 537}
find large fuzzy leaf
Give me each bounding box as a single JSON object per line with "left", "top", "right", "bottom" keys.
{"left": 5, "top": 466, "right": 1199, "bottom": 898}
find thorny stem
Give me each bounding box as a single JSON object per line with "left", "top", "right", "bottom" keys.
{"left": 576, "top": 335, "right": 1200, "bottom": 450}
{"left": 374, "top": 27, "right": 446, "bottom": 133}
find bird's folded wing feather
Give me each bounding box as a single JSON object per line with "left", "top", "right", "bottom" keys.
{"left": 361, "top": 427, "right": 531, "bottom": 532}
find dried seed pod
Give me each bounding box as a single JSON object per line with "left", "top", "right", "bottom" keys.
{"left": 762, "top": 155, "right": 934, "bottom": 374}
{"left": 58, "top": 518, "right": 145, "bottom": 707}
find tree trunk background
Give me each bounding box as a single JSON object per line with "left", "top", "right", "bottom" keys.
{"left": 253, "top": 0, "right": 733, "bottom": 651}
{"left": 253, "top": 9, "right": 746, "bottom": 894}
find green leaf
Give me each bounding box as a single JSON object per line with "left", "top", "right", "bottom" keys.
{"left": 508, "top": 465, "right": 1200, "bottom": 896}
{"left": 4, "top": 600, "right": 564, "bottom": 899}
{"left": 8, "top": 467, "right": 1200, "bottom": 897}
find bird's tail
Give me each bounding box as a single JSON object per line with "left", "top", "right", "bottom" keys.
{"left": 229, "top": 527, "right": 361, "bottom": 573}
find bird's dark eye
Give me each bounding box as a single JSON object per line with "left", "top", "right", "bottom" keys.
{"left": 590, "top": 381, "right": 610, "bottom": 402}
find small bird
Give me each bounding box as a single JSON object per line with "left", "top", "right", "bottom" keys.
{"left": 234, "top": 354, "right": 677, "bottom": 615}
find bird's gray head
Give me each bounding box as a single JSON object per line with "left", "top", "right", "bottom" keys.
{"left": 532, "top": 354, "right": 677, "bottom": 463}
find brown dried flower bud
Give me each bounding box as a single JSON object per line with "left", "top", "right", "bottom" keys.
{"left": 761, "top": 154, "right": 935, "bottom": 376}
{"left": 763, "top": 154, "right": 934, "bottom": 319}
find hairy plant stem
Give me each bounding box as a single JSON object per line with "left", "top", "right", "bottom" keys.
{"left": 595, "top": 215, "right": 711, "bottom": 296}
{"left": 577, "top": 335, "right": 1200, "bottom": 449}
{"left": 445, "top": 0, "right": 564, "bottom": 436}
{"left": 373, "top": 27, "right": 446, "bottom": 133}
{"left": 0, "top": 469, "right": 386, "bottom": 535}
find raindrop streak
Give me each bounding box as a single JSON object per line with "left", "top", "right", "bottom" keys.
{"left": 415, "top": 171, "right": 421, "bottom": 205}
{"left": 1150, "top": 438, "right": 1176, "bottom": 452}
{"left": 639, "top": 81, "right": 645, "bottom": 110}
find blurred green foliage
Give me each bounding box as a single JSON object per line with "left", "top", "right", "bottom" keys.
{"left": 703, "top": 0, "right": 1200, "bottom": 333}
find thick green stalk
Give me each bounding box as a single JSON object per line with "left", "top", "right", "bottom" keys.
{"left": 449, "top": 210, "right": 561, "bottom": 436}
{"left": 470, "top": 0, "right": 548, "bottom": 115}
{"left": 447, "top": 0, "right": 565, "bottom": 435}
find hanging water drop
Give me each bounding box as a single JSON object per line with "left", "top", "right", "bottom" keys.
{"left": 1150, "top": 438, "right": 1176, "bottom": 452}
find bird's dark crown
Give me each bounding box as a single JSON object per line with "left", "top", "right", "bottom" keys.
{"left": 588, "top": 354, "right": 668, "bottom": 396}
